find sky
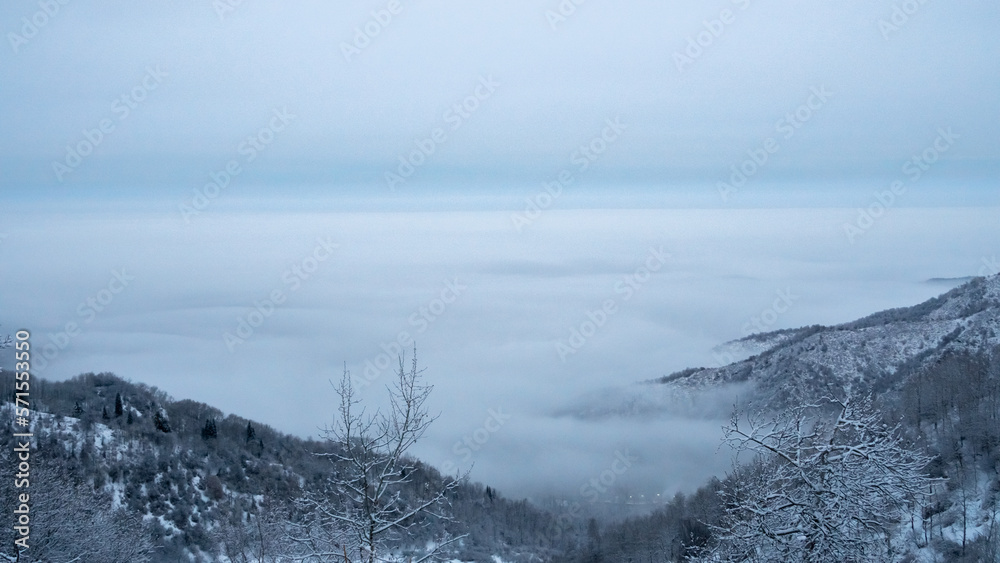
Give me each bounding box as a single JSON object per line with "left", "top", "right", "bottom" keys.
{"left": 1, "top": 0, "right": 998, "bottom": 195}
{"left": 1, "top": 1, "right": 999, "bottom": 503}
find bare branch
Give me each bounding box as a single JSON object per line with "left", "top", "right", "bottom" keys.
{"left": 289, "top": 348, "right": 464, "bottom": 563}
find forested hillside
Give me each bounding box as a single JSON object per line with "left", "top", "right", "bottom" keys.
{"left": 561, "top": 275, "right": 1000, "bottom": 562}
{"left": 0, "top": 372, "right": 581, "bottom": 562}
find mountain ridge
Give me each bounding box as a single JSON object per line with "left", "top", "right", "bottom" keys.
{"left": 668, "top": 273, "right": 1000, "bottom": 401}
{"left": 556, "top": 274, "right": 1000, "bottom": 420}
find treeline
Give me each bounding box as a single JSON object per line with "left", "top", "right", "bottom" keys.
{"left": 550, "top": 483, "right": 724, "bottom": 563}
{"left": 893, "top": 345, "right": 1000, "bottom": 559}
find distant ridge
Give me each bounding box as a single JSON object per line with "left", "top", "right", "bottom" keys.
{"left": 926, "top": 276, "right": 975, "bottom": 284}
{"left": 558, "top": 275, "right": 1000, "bottom": 419}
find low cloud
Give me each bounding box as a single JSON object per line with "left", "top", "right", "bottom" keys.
{"left": 1, "top": 204, "right": 997, "bottom": 499}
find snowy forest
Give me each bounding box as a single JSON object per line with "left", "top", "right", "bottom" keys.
{"left": 1, "top": 274, "right": 999, "bottom": 562}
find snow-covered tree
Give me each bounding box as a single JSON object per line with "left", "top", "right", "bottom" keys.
{"left": 698, "top": 396, "right": 935, "bottom": 563}
{"left": 213, "top": 498, "right": 286, "bottom": 563}
{"left": 288, "top": 350, "right": 466, "bottom": 563}
{"left": 0, "top": 455, "right": 154, "bottom": 562}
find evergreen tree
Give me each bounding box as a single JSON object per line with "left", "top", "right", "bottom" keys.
{"left": 153, "top": 409, "right": 171, "bottom": 433}
{"left": 126, "top": 409, "right": 134, "bottom": 425}
{"left": 115, "top": 392, "right": 124, "bottom": 417}
{"left": 73, "top": 401, "right": 83, "bottom": 417}
{"left": 202, "top": 418, "right": 218, "bottom": 439}
{"left": 245, "top": 421, "right": 256, "bottom": 444}
{"left": 102, "top": 406, "right": 110, "bottom": 420}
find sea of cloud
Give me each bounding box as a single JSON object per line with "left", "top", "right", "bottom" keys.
{"left": 1, "top": 203, "right": 997, "bottom": 503}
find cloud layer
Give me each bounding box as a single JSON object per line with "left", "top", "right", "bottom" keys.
{"left": 1, "top": 205, "right": 997, "bottom": 498}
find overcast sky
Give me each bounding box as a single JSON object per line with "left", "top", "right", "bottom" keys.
{"left": 1, "top": 0, "right": 998, "bottom": 197}
{"left": 1, "top": 2, "right": 999, "bottom": 500}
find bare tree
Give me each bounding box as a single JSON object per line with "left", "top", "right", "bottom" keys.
{"left": 289, "top": 350, "right": 466, "bottom": 563}
{"left": 214, "top": 498, "right": 286, "bottom": 563}
{"left": 697, "top": 396, "right": 935, "bottom": 563}
{"left": 0, "top": 458, "right": 154, "bottom": 563}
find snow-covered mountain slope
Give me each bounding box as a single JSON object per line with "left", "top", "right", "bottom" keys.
{"left": 0, "top": 373, "right": 573, "bottom": 563}
{"left": 559, "top": 275, "right": 1000, "bottom": 419}
{"left": 557, "top": 276, "right": 1000, "bottom": 562}
{"left": 666, "top": 274, "right": 1000, "bottom": 403}
{"left": 709, "top": 327, "right": 807, "bottom": 365}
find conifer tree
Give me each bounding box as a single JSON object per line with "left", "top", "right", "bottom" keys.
{"left": 202, "top": 418, "right": 218, "bottom": 439}
{"left": 153, "top": 409, "right": 171, "bottom": 433}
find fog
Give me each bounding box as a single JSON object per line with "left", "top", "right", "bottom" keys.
{"left": 1, "top": 201, "right": 997, "bottom": 501}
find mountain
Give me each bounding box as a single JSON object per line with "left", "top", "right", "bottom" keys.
{"left": 553, "top": 274, "right": 1000, "bottom": 562}
{"left": 662, "top": 273, "right": 1000, "bottom": 404}
{"left": 557, "top": 274, "right": 1000, "bottom": 420}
